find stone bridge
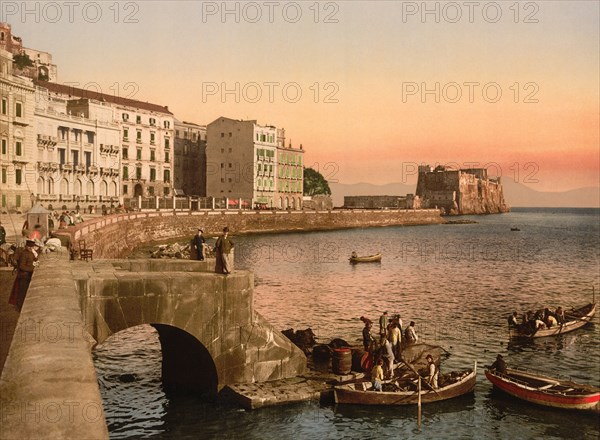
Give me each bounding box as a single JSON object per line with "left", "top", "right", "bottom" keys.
{"left": 0, "top": 252, "right": 304, "bottom": 440}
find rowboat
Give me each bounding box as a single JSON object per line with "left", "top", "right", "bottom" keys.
{"left": 334, "top": 362, "right": 477, "bottom": 405}
{"left": 509, "top": 303, "right": 596, "bottom": 339}
{"left": 349, "top": 253, "right": 382, "bottom": 264}
{"left": 485, "top": 367, "right": 600, "bottom": 413}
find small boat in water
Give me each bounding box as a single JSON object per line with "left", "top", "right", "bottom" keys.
{"left": 334, "top": 362, "right": 477, "bottom": 405}
{"left": 509, "top": 303, "right": 596, "bottom": 339}
{"left": 349, "top": 253, "right": 382, "bottom": 264}
{"left": 510, "top": 227, "right": 521, "bottom": 231}
{"left": 485, "top": 367, "right": 600, "bottom": 413}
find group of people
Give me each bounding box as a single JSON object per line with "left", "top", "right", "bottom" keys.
{"left": 508, "top": 306, "right": 567, "bottom": 334}
{"left": 191, "top": 226, "right": 235, "bottom": 275}
{"left": 361, "top": 311, "right": 435, "bottom": 391}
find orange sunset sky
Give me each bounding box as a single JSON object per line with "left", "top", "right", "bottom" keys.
{"left": 7, "top": 0, "right": 599, "bottom": 192}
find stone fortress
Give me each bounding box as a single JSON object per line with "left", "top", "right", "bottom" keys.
{"left": 416, "top": 165, "right": 510, "bottom": 215}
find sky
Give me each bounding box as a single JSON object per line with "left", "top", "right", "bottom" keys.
{"left": 4, "top": 0, "right": 599, "bottom": 192}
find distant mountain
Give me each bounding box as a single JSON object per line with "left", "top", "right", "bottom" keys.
{"left": 330, "top": 179, "right": 599, "bottom": 208}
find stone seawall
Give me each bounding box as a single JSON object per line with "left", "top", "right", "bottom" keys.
{"left": 68, "top": 209, "right": 443, "bottom": 259}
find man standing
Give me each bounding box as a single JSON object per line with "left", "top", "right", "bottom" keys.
{"left": 214, "top": 226, "right": 234, "bottom": 274}
{"left": 8, "top": 239, "right": 39, "bottom": 312}
{"left": 379, "top": 311, "right": 388, "bottom": 337}
{"left": 380, "top": 335, "right": 395, "bottom": 379}
{"left": 404, "top": 321, "right": 418, "bottom": 345}
{"left": 388, "top": 322, "right": 402, "bottom": 360}
{"left": 192, "top": 228, "right": 206, "bottom": 261}
{"left": 0, "top": 220, "right": 6, "bottom": 245}
{"left": 426, "top": 354, "right": 439, "bottom": 389}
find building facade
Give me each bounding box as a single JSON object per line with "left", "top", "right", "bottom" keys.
{"left": 34, "top": 80, "right": 174, "bottom": 202}
{"left": 174, "top": 120, "right": 206, "bottom": 196}
{"left": 34, "top": 96, "right": 121, "bottom": 210}
{"left": 206, "top": 117, "right": 304, "bottom": 209}
{"left": 0, "top": 22, "right": 58, "bottom": 81}
{"left": 0, "top": 48, "right": 36, "bottom": 212}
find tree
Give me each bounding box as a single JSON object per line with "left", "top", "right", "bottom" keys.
{"left": 13, "top": 53, "right": 33, "bottom": 69}
{"left": 303, "top": 167, "right": 331, "bottom": 196}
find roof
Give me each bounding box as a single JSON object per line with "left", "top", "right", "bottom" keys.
{"left": 28, "top": 203, "right": 50, "bottom": 214}
{"left": 34, "top": 80, "right": 173, "bottom": 115}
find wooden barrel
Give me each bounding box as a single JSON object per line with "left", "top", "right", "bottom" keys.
{"left": 332, "top": 348, "right": 352, "bottom": 375}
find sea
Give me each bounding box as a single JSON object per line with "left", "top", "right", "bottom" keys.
{"left": 93, "top": 207, "right": 600, "bottom": 439}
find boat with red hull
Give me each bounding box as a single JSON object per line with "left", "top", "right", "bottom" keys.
{"left": 485, "top": 367, "right": 600, "bottom": 413}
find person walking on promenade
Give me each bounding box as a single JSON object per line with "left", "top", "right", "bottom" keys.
{"left": 8, "top": 239, "right": 39, "bottom": 312}
{"left": 192, "top": 228, "right": 206, "bottom": 261}
{"left": 214, "top": 226, "right": 234, "bottom": 274}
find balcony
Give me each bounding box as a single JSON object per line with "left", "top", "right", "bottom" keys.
{"left": 38, "top": 194, "right": 58, "bottom": 202}
{"left": 88, "top": 165, "right": 99, "bottom": 174}
{"left": 48, "top": 162, "right": 59, "bottom": 171}
{"left": 87, "top": 196, "right": 98, "bottom": 202}
{"left": 60, "top": 195, "right": 73, "bottom": 202}
{"left": 136, "top": 139, "right": 142, "bottom": 144}
{"left": 75, "top": 164, "right": 86, "bottom": 173}
{"left": 123, "top": 137, "right": 129, "bottom": 142}
{"left": 61, "top": 163, "right": 73, "bottom": 172}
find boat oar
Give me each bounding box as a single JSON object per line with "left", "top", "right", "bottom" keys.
{"left": 417, "top": 376, "right": 422, "bottom": 430}
{"left": 399, "top": 354, "right": 441, "bottom": 398}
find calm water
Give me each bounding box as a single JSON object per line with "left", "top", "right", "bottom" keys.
{"left": 94, "top": 208, "right": 600, "bottom": 439}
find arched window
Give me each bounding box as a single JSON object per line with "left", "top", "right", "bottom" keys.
{"left": 110, "top": 181, "right": 117, "bottom": 196}
{"left": 100, "top": 180, "right": 108, "bottom": 196}
{"left": 47, "top": 177, "right": 54, "bottom": 195}
{"left": 37, "top": 177, "right": 45, "bottom": 194}
{"left": 60, "top": 178, "right": 69, "bottom": 195}
{"left": 74, "top": 179, "right": 83, "bottom": 196}
{"left": 87, "top": 180, "right": 95, "bottom": 196}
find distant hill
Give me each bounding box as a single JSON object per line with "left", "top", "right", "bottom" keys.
{"left": 329, "top": 179, "right": 599, "bottom": 208}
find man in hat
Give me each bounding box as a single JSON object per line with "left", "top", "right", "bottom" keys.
{"left": 490, "top": 354, "right": 507, "bottom": 374}
{"left": 426, "top": 354, "right": 439, "bottom": 389}
{"left": 192, "top": 228, "right": 206, "bottom": 261}
{"left": 214, "top": 226, "right": 234, "bottom": 274}
{"left": 8, "top": 239, "right": 39, "bottom": 312}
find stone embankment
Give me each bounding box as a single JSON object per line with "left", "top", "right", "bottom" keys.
{"left": 64, "top": 209, "right": 444, "bottom": 259}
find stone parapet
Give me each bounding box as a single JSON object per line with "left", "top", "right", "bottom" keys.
{"left": 0, "top": 252, "right": 109, "bottom": 440}
{"left": 58, "top": 209, "right": 443, "bottom": 259}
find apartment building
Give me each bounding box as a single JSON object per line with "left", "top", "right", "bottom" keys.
{"left": 0, "top": 48, "right": 36, "bottom": 212}
{"left": 174, "top": 120, "right": 206, "bottom": 196}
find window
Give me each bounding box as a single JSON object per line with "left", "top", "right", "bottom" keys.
{"left": 136, "top": 167, "right": 142, "bottom": 179}
{"left": 123, "top": 167, "right": 128, "bottom": 179}
{"left": 15, "top": 141, "right": 22, "bottom": 156}
{"left": 150, "top": 118, "right": 156, "bottom": 126}
{"left": 221, "top": 178, "right": 225, "bottom": 183}
{"left": 1, "top": 168, "right": 6, "bottom": 183}
{"left": 16, "top": 195, "right": 21, "bottom": 208}
{"left": 150, "top": 150, "right": 155, "bottom": 161}
{"left": 15, "top": 169, "right": 22, "bottom": 185}
{"left": 1, "top": 195, "right": 5, "bottom": 207}
{"left": 15, "top": 102, "right": 22, "bottom": 117}
{"left": 123, "top": 128, "right": 129, "bottom": 140}
{"left": 1, "top": 139, "right": 6, "bottom": 154}
{"left": 150, "top": 132, "right": 155, "bottom": 144}
{"left": 221, "top": 133, "right": 224, "bottom": 138}
{"left": 136, "top": 131, "right": 142, "bottom": 141}
{"left": 123, "top": 185, "right": 128, "bottom": 194}
{"left": 164, "top": 152, "right": 169, "bottom": 163}
{"left": 136, "top": 115, "right": 142, "bottom": 124}
{"left": 87, "top": 132, "right": 94, "bottom": 144}
{"left": 136, "top": 149, "right": 142, "bottom": 160}
{"left": 165, "top": 138, "right": 170, "bottom": 149}
{"left": 164, "top": 187, "right": 170, "bottom": 196}
{"left": 176, "top": 130, "right": 180, "bottom": 138}
{"left": 1, "top": 98, "right": 6, "bottom": 115}
{"left": 228, "top": 148, "right": 232, "bottom": 153}
{"left": 122, "top": 148, "right": 128, "bottom": 159}
{"left": 221, "top": 148, "right": 224, "bottom": 153}
{"left": 58, "top": 148, "right": 66, "bottom": 165}
{"left": 228, "top": 163, "right": 232, "bottom": 168}
{"left": 123, "top": 113, "right": 129, "bottom": 121}
{"left": 72, "top": 151, "right": 79, "bottom": 166}
{"left": 164, "top": 169, "right": 170, "bottom": 183}
{"left": 164, "top": 121, "right": 170, "bottom": 129}
{"left": 150, "top": 168, "right": 156, "bottom": 181}
{"left": 229, "top": 132, "right": 232, "bottom": 137}
{"left": 148, "top": 186, "right": 154, "bottom": 195}
{"left": 228, "top": 178, "right": 232, "bottom": 183}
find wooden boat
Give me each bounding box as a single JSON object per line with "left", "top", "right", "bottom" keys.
{"left": 334, "top": 362, "right": 477, "bottom": 405}
{"left": 510, "top": 227, "right": 521, "bottom": 231}
{"left": 349, "top": 253, "right": 382, "bottom": 264}
{"left": 509, "top": 303, "right": 596, "bottom": 339}
{"left": 485, "top": 367, "right": 600, "bottom": 413}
